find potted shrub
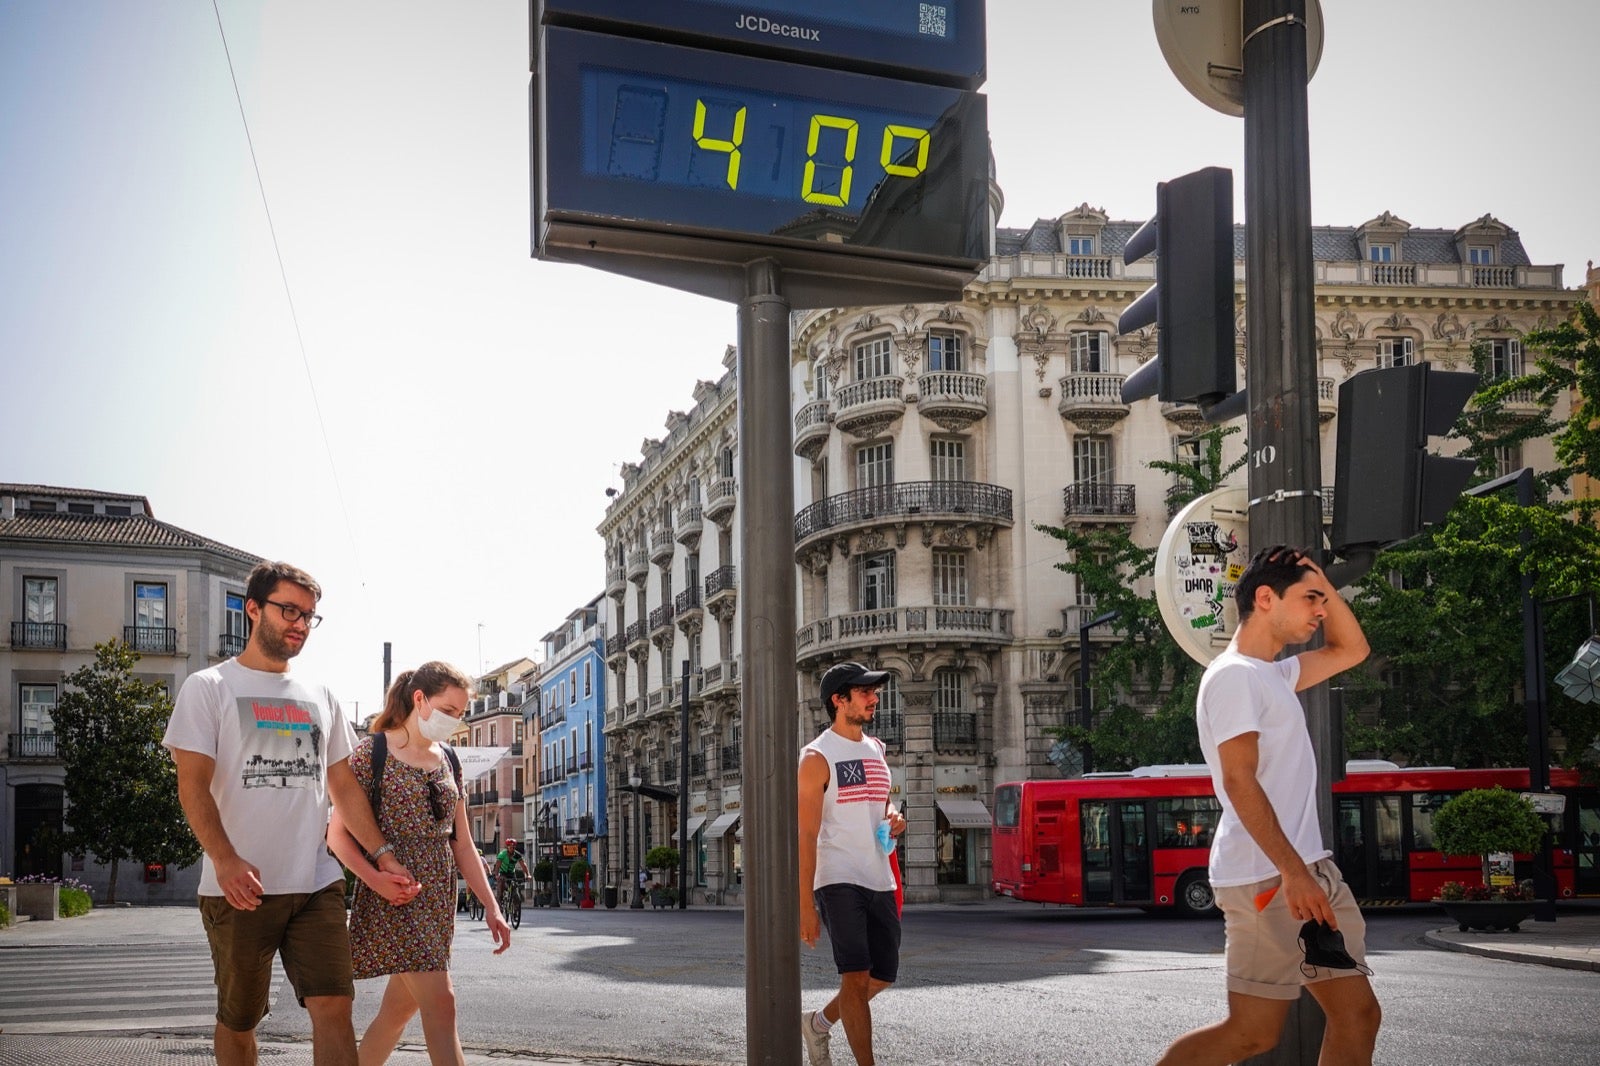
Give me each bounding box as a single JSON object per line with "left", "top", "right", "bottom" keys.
{"left": 645, "top": 846, "right": 679, "bottom": 908}
{"left": 1431, "top": 787, "right": 1548, "bottom": 932}
{"left": 532, "top": 858, "right": 555, "bottom": 908}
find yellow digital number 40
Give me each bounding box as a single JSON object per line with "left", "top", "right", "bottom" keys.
{"left": 694, "top": 99, "right": 746, "bottom": 190}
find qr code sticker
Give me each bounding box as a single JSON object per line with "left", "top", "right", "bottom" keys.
{"left": 918, "top": 3, "right": 948, "bottom": 38}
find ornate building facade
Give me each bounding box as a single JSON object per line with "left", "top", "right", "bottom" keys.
{"left": 600, "top": 193, "right": 1578, "bottom": 904}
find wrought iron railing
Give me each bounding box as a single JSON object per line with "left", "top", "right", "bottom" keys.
{"left": 8, "top": 733, "right": 57, "bottom": 759}
{"left": 219, "top": 632, "right": 248, "bottom": 657}
{"left": 933, "top": 711, "right": 977, "bottom": 750}
{"left": 124, "top": 626, "right": 177, "bottom": 654}
{"left": 1062, "top": 483, "right": 1136, "bottom": 516}
{"left": 11, "top": 622, "right": 66, "bottom": 650}
{"left": 795, "top": 481, "right": 1012, "bottom": 541}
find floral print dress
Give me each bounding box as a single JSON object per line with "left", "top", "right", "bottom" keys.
{"left": 346, "top": 735, "right": 460, "bottom": 979}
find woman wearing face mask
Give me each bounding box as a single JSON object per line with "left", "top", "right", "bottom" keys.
{"left": 328, "top": 661, "right": 510, "bottom": 1066}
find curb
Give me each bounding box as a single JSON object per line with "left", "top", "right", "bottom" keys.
{"left": 1419, "top": 928, "right": 1600, "bottom": 973}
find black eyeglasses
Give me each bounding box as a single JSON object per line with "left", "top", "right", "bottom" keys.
{"left": 428, "top": 779, "right": 456, "bottom": 823}
{"left": 264, "top": 600, "right": 323, "bottom": 629}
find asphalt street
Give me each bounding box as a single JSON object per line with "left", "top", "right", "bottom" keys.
{"left": 261, "top": 901, "right": 1598, "bottom": 1065}
{"left": 3, "top": 901, "right": 1596, "bottom": 1065}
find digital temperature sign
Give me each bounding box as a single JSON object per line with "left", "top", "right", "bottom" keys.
{"left": 532, "top": 26, "right": 990, "bottom": 305}
{"left": 538, "top": 0, "right": 985, "bottom": 88}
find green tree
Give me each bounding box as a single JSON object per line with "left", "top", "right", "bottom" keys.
{"left": 52, "top": 641, "right": 201, "bottom": 902}
{"left": 1038, "top": 426, "right": 1245, "bottom": 771}
{"left": 1345, "top": 310, "right": 1600, "bottom": 770}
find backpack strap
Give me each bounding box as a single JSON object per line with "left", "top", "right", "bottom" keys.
{"left": 441, "top": 743, "right": 462, "bottom": 841}
{"left": 367, "top": 732, "right": 388, "bottom": 824}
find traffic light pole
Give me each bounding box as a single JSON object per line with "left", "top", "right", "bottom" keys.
{"left": 737, "top": 259, "right": 802, "bottom": 1066}
{"left": 1241, "top": 1, "right": 1329, "bottom": 1061}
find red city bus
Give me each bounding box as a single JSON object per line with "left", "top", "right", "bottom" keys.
{"left": 992, "top": 763, "right": 1599, "bottom": 916}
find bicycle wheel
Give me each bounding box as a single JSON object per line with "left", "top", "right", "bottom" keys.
{"left": 468, "top": 894, "right": 484, "bottom": 921}
{"left": 507, "top": 887, "right": 522, "bottom": 929}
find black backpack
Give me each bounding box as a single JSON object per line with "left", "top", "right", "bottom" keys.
{"left": 367, "top": 732, "right": 463, "bottom": 841}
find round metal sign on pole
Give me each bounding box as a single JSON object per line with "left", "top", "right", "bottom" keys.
{"left": 1153, "top": 487, "right": 1250, "bottom": 665}
{"left": 1152, "top": 0, "right": 1324, "bottom": 117}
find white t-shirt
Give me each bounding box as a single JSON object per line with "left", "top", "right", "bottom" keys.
{"left": 801, "top": 729, "right": 896, "bottom": 892}
{"left": 1195, "top": 647, "right": 1330, "bottom": 887}
{"left": 163, "top": 659, "right": 355, "bottom": 895}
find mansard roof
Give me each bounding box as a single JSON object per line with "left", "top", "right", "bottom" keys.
{"left": 996, "top": 218, "right": 1533, "bottom": 266}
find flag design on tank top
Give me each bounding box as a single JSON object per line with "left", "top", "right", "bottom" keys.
{"left": 834, "top": 757, "right": 890, "bottom": 804}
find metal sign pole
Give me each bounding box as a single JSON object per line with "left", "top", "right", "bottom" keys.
{"left": 1241, "top": 1, "right": 1328, "bottom": 1062}
{"left": 737, "top": 259, "right": 801, "bottom": 1065}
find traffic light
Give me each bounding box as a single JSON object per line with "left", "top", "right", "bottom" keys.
{"left": 1118, "top": 166, "right": 1238, "bottom": 409}
{"left": 1330, "top": 363, "right": 1478, "bottom": 552}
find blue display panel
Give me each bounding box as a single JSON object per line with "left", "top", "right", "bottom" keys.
{"left": 538, "top": 0, "right": 985, "bottom": 88}
{"left": 537, "top": 27, "right": 990, "bottom": 267}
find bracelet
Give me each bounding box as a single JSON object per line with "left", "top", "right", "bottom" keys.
{"left": 371, "top": 842, "right": 394, "bottom": 861}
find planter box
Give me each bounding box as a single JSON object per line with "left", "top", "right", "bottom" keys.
{"left": 1435, "top": 899, "right": 1536, "bottom": 932}
{"left": 15, "top": 884, "right": 60, "bottom": 922}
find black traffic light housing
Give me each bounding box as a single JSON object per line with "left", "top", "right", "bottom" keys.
{"left": 1330, "top": 363, "right": 1479, "bottom": 552}
{"left": 1118, "top": 166, "right": 1237, "bottom": 409}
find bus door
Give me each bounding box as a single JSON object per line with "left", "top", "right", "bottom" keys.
{"left": 1081, "top": 799, "right": 1152, "bottom": 904}
{"left": 1576, "top": 794, "right": 1600, "bottom": 897}
{"left": 1335, "top": 794, "right": 1405, "bottom": 900}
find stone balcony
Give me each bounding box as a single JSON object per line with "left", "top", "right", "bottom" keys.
{"left": 795, "top": 605, "right": 1013, "bottom": 667}
{"left": 1057, "top": 372, "right": 1129, "bottom": 432}
{"left": 831, "top": 375, "right": 906, "bottom": 438}
{"left": 675, "top": 504, "right": 703, "bottom": 547}
{"left": 704, "top": 476, "right": 737, "bottom": 525}
{"left": 916, "top": 371, "right": 988, "bottom": 431}
{"left": 793, "top": 400, "right": 832, "bottom": 460}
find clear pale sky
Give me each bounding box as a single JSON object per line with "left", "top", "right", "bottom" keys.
{"left": 3, "top": 1, "right": 1596, "bottom": 714}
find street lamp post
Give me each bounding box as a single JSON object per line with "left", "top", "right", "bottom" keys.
{"left": 547, "top": 805, "right": 559, "bottom": 908}
{"left": 629, "top": 770, "right": 644, "bottom": 909}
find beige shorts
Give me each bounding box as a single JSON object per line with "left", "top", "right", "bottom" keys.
{"left": 1214, "top": 858, "right": 1370, "bottom": 1001}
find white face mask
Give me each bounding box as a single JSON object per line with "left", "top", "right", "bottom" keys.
{"left": 417, "top": 704, "right": 459, "bottom": 743}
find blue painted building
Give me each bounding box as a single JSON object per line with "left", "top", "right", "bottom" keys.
{"left": 535, "top": 595, "right": 607, "bottom": 901}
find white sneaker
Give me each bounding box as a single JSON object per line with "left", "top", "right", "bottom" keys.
{"left": 801, "top": 1010, "right": 833, "bottom": 1066}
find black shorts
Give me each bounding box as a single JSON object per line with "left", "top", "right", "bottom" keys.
{"left": 814, "top": 883, "right": 900, "bottom": 983}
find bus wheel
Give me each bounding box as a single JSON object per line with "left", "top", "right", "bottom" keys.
{"left": 1176, "top": 871, "right": 1219, "bottom": 918}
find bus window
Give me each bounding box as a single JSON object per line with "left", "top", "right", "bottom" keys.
{"left": 995, "top": 785, "right": 1021, "bottom": 828}
{"left": 1082, "top": 800, "right": 1111, "bottom": 903}
{"left": 1155, "top": 796, "right": 1222, "bottom": 847}
{"left": 1410, "top": 792, "right": 1458, "bottom": 850}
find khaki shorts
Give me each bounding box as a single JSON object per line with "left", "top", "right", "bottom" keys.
{"left": 199, "top": 882, "right": 354, "bottom": 1031}
{"left": 1214, "top": 858, "right": 1370, "bottom": 1001}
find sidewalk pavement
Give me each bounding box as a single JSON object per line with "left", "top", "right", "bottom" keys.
{"left": 1419, "top": 910, "right": 1600, "bottom": 973}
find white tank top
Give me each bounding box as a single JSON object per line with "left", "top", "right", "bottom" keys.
{"left": 802, "top": 729, "right": 896, "bottom": 892}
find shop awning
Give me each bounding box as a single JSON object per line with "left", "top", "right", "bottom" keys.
{"left": 936, "top": 798, "right": 992, "bottom": 830}
{"left": 672, "top": 815, "right": 706, "bottom": 843}
{"left": 704, "top": 811, "right": 742, "bottom": 839}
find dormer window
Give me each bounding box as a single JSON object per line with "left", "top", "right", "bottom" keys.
{"left": 1368, "top": 243, "right": 1394, "bottom": 263}
{"left": 1468, "top": 246, "right": 1494, "bottom": 265}
{"left": 1068, "top": 236, "right": 1095, "bottom": 256}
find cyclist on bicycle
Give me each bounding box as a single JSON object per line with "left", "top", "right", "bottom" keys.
{"left": 494, "top": 839, "right": 529, "bottom": 901}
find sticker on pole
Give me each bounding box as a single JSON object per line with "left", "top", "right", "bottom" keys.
{"left": 1154, "top": 487, "right": 1249, "bottom": 665}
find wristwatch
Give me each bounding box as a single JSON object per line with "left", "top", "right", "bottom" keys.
{"left": 371, "top": 842, "right": 394, "bottom": 861}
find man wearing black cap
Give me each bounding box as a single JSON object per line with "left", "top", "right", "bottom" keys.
{"left": 798, "top": 661, "right": 906, "bottom": 1066}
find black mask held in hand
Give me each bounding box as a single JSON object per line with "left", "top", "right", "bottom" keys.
{"left": 1298, "top": 920, "right": 1372, "bottom": 978}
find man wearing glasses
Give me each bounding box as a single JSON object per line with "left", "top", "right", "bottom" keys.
{"left": 165, "top": 560, "right": 416, "bottom": 1066}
